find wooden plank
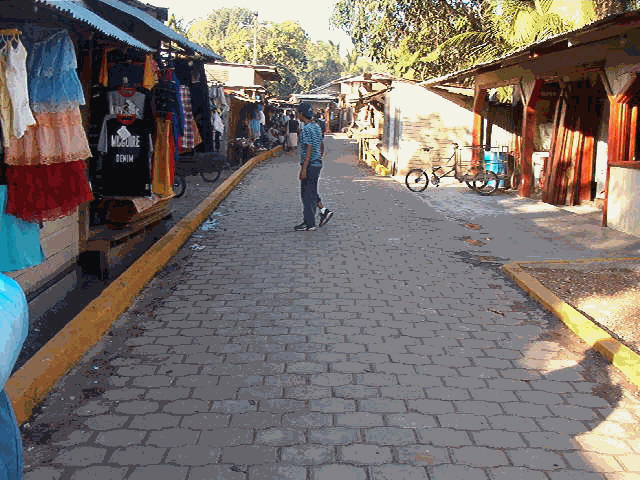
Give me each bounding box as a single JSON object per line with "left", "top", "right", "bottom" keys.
{"left": 580, "top": 90, "right": 599, "bottom": 204}
{"left": 543, "top": 89, "right": 565, "bottom": 203}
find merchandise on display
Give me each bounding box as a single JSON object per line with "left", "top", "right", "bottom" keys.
{"left": 0, "top": 27, "right": 92, "bottom": 224}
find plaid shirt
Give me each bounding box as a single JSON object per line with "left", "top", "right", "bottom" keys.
{"left": 179, "top": 86, "right": 194, "bottom": 150}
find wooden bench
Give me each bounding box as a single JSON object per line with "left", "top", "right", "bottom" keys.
{"left": 84, "top": 198, "right": 172, "bottom": 280}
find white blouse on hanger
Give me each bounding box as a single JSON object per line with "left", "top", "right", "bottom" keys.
{"left": 5, "top": 39, "right": 36, "bottom": 138}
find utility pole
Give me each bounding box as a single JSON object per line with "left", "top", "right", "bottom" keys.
{"left": 252, "top": 11, "right": 258, "bottom": 65}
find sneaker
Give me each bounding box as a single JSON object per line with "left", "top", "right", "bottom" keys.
{"left": 319, "top": 209, "right": 334, "bottom": 227}
{"left": 294, "top": 222, "right": 316, "bottom": 231}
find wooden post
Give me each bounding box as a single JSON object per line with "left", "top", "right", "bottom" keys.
{"left": 603, "top": 98, "right": 618, "bottom": 226}
{"left": 520, "top": 79, "right": 544, "bottom": 197}
{"left": 472, "top": 85, "right": 486, "bottom": 166}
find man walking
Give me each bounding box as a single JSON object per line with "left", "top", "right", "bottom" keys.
{"left": 295, "top": 102, "right": 333, "bottom": 231}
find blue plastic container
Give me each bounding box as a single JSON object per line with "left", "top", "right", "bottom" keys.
{"left": 484, "top": 151, "right": 507, "bottom": 188}
{"left": 0, "top": 274, "right": 28, "bottom": 479}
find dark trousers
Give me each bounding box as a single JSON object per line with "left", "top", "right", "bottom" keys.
{"left": 301, "top": 165, "right": 322, "bottom": 227}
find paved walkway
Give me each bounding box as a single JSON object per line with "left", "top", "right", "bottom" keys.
{"left": 22, "top": 136, "right": 640, "bottom": 480}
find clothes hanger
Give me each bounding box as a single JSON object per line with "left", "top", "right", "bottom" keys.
{"left": 118, "top": 77, "right": 136, "bottom": 97}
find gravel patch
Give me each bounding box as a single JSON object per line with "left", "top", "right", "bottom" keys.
{"left": 522, "top": 260, "right": 640, "bottom": 353}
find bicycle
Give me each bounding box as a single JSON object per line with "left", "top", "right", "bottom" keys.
{"left": 173, "top": 151, "right": 226, "bottom": 198}
{"left": 405, "top": 143, "right": 488, "bottom": 193}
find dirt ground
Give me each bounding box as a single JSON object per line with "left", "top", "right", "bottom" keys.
{"left": 522, "top": 260, "right": 640, "bottom": 353}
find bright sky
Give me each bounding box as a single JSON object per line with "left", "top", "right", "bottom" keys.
{"left": 151, "top": 0, "right": 354, "bottom": 54}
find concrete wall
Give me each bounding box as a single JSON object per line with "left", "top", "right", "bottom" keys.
{"left": 383, "top": 82, "right": 472, "bottom": 176}
{"left": 608, "top": 166, "right": 640, "bottom": 238}
{"left": 382, "top": 82, "right": 516, "bottom": 176}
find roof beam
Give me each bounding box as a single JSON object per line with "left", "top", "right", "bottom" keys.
{"left": 476, "top": 38, "right": 614, "bottom": 89}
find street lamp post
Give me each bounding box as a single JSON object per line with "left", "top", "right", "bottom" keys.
{"left": 252, "top": 11, "right": 258, "bottom": 65}
{"left": 241, "top": 11, "right": 261, "bottom": 65}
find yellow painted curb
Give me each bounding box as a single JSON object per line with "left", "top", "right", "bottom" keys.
{"left": 503, "top": 258, "right": 640, "bottom": 388}
{"left": 6, "top": 146, "right": 282, "bottom": 424}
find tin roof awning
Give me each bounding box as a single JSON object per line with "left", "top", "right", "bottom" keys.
{"left": 37, "top": 0, "right": 154, "bottom": 51}
{"left": 92, "top": 0, "right": 223, "bottom": 61}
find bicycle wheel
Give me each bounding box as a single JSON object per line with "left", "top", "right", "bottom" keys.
{"left": 510, "top": 167, "right": 521, "bottom": 191}
{"left": 473, "top": 171, "right": 499, "bottom": 196}
{"left": 200, "top": 165, "right": 222, "bottom": 183}
{"left": 405, "top": 169, "right": 429, "bottom": 192}
{"left": 173, "top": 174, "right": 186, "bottom": 198}
{"left": 465, "top": 181, "right": 476, "bottom": 190}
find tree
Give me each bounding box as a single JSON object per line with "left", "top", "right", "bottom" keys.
{"left": 167, "top": 14, "right": 191, "bottom": 37}
{"left": 331, "top": 0, "right": 640, "bottom": 81}
{"left": 331, "top": 0, "right": 484, "bottom": 78}
{"left": 185, "top": 7, "right": 384, "bottom": 97}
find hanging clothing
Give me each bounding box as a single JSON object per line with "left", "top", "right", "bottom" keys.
{"left": 27, "top": 30, "right": 85, "bottom": 113}
{"left": 108, "top": 63, "right": 144, "bottom": 89}
{"left": 179, "top": 85, "right": 195, "bottom": 150}
{"left": 0, "top": 58, "right": 13, "bottom": 148}
{"left": 190, "top": 61, "right": 213, "bottom": 152}
{"left": 107, "top": 90, "right": 146, "bottom": 117}
{"left": 142, "top": 54, "right": 157, "bottom": 90}
{"left": 212, "top": 112, "right": 224, "bottom": 134}
{"left": 152, "top": 117, "right": 174, "bottom": 197}
{"left": 0, "top": 185, "right": 43, "bottom": 272}
{"left": 5, "top": 107, "right": 91, "bottom": 165}
{"left": 5, "top": 39, "right": 36, "bottom": 138}
{"left": 6, "top": 160, "right": 93, "bottom": 222}
{"left": 193, "top": 119, "right": 202, "bottom": 147}
{"left": 98, "top": 48, "right": 112, "bottom": 87}
{"left": 98, "top": 117, "right": 153, "bottom": 197}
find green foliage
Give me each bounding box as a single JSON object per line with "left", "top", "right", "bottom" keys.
{"left": 330, "top": 0, "right": 636, "bottom": 81}
{"left": 167, "top": 14, "right": 190, "bottom": 37}
{"left": 183, "top": 7, "right": 380, "bottom": 98}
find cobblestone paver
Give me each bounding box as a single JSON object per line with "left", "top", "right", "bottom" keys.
{"left": 22, "top": 136, "right": 640, "bottom": 479}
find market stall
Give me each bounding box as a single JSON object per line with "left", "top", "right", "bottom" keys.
{"left": 0, "top": 0, "right": 161, "bottom": 315}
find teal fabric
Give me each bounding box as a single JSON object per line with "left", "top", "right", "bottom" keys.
{"left": 0, "top": 186, "right": 44, "bottom": 273}
{"left": 0, "top": 274, "right": 27, "bottom": 480}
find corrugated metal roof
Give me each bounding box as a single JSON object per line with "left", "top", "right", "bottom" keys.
{"left": 37, "top": 0, "right": 154, "bottom": 52}
{"left": 94, "top": 0, "right": 223, "bottom": 61}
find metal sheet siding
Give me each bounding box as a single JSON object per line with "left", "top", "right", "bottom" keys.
{"left": 38, "top": 0, "right": 154, "bottom": 52}
{"left": 94, "top": 0, "right": 222, "bottom": 60}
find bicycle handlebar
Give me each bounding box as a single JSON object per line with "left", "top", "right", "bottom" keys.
{"left": 422, "top": 142, "right": 459, "bottom": 152}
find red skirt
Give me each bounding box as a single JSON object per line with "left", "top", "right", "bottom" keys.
{"left": 6, "top": 160, "right": 93, "bottom": 222}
